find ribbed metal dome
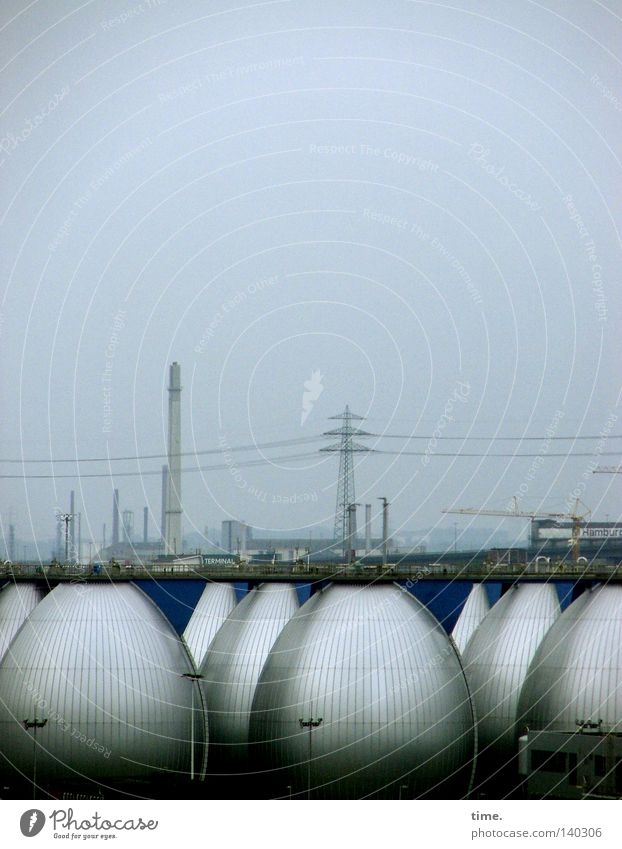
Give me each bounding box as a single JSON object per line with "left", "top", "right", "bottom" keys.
{"left": 462, "top": 583, "right": 560, "bottom": 763}
{"left": 452, "top": 584, "right": 490, "bottom": 654}
{"left": 200, "top": 582, "right": 298, "bottom": 770}
{"left": 183, "top": 582, "right": 238, "bottom": 667}
{"left": 517, "top": 584, "right": 622, "bottom": 735}
{"left": 0, "top": 583, "right": 45, "bottom": 662}
{"left": 249, "top": 583, "right": 476, "bottom": 799}
{"left": 0, "top": 584, "right": 206, "bottom": 789}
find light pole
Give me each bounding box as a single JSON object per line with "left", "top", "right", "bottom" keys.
{"left": 347, "top": 503, "right": 359, "bottom": 566}
{"left": 23, "top": 716, "right": 47, "bottom": 800}
{"left": 299, "top": 715, "right": 323, "bottom": 800}
{"left": 453, "top": 522, "right": 458, "bottom": 554}
{"left": 378, "top": 498, "right": 389, "bottom": 567}
{"left": 181, "top": 673, "right": 203, "bottom": 781}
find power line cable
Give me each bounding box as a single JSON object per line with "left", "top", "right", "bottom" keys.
{"left": 0, "top": 435, "right": 325, "bottom": 465}
{"left": 2, "top": 432, "right": 619, "bottom": 466}
{"left": 373, "top": 434, "right": 622, "bottom": 441}
{"left": 2, "top": 448, "right": 620, "bottom": 479}
{"left": 0, "top": 451, "right": 321, "bottom": 480}
{"left": 373, "top": 450, "right": 621, "bottom": 457}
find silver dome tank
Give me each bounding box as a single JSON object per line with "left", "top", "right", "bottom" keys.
{"left": 249, "top": 583, "right": 476, "bottom": 799}
{"left": 452, "top": 583, "right": 490, "bottom": 654}
{"left": 517, "top": 584, "right": 622, "bottom": 735}
{"left": 0, "top": 583, "right": 206, "bottom": 792}
{"left": 0, "top": 582, "right": 45, "bottom": 662}
{"left": 461, "top": 583, "right": 560, "bottom": 765}
{"left": 183, "top": 582, "right": 238, "bottom": 668}
{"left": 200, "top": 582, "right": 298, "bottom": 771}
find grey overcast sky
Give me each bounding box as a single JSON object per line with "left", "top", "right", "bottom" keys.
{"left": 1, "top": 0, "right": 621, "bottom": 552}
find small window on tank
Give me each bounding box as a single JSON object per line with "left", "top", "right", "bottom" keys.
{"left": 531, "top": 749, "right": 567, "bottom": 773}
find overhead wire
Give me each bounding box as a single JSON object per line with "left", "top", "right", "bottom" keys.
{"left": 1, "top": 447, "right": 620, "bottom": 479}
{"left": 0, "top": 451, "right": 321, "bottom": 480}
{"left": 372, "top": 450, "right": 621, "bottom": 458}
{"left": 2, "top": 432, "right": 620, "bottom": 466}
{"left": 373, "top": 434, "right": 622, "bottom": 441}
{"left": 0, "top": 435, "right": 325, "bottom": 464}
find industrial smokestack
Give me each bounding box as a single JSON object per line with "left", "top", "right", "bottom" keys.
{"left": 55, "top": 518, "right": 62, "bottom": 561}
{"left": 161, "top": 465, "right": 167, "bottom": 544}
{"left": 239, "top": 523, "right": 247, "bottom": 559}
{"left": 143, "top": 507, "right": 149, "bottom": 543}
{"left": 112, "top": 489, "right": 120, "bottom": 545}
{"left": 122, "top": 510, "right": 134, "bottom": 544}
{"left": 8, "top": 524, "right": 15, "bottom": 562}
{"left": 77, "top": 512, "right": 82, "bottom": 564}
{"left": 347, "top": 503, "right": 358, "bottom": 564}
{"left": 365, "top": 504, "right": 372, "bottom": 553}
{"left": 165, "top": 362, "right": 182, "bottom": 554}
{"left": 69, "top": 491, "right": 75, "bottom": 560}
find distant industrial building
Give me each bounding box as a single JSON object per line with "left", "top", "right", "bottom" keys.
{"left": 221, "top": 520, "right": 252, "bottom": 554}
{"left": 239, "top": 537, "right": 391, "bottom": 563}
{"left": 98, "top": 541, "right": 164, "bottom": 564}
{"left": 531, "top": 520, "right": 622, "bottom": 557}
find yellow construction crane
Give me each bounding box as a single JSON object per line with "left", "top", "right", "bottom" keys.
{"left": 442, "top": 497, "right": 591, "bottom": 565}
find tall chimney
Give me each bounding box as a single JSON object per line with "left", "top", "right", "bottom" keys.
{"left": 165, "top": 362, "right": 182, "bottom": 554}
{"left": 143, "top": 506, "right": 149, "bottom": 543}
{"left": 69, "top": 491, "right": 75, "bottom": 559}
{"left": 77, "top": 511, "right": 82, "bottom": 564}
{"left": 55, "top": 518, "right": 62, "bottom": 560}
{"left": 161, "top": 465, "right": 167, "bottom": 544}
{"left": 8, "top": 524, "right": 15, "bottom": 562}
{"left": 122, "top": 510, "right": 133, "bottom": 544}
{"left": 347, "top": 504, "right": 358, "bottom": 564}
{"left": 365, "top": 503, "right": 372, "bottom": 553}
{"left": 239, "top": 522, "right": 247, "bottom": 559}
{"left": 112, "top": 489, "right": 120, "bottom": 545}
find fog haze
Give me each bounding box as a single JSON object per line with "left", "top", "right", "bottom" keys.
{"left": 1, "top": 0, "right": 620, "bottom": 553}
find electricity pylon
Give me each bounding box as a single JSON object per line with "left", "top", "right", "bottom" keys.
{"left": 320, "top": 406, "right": 372, "bottom": 553}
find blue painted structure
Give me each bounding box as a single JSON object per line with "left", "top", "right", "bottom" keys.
{"left": 136, "top": 578, "right": 581, "bottom": 635}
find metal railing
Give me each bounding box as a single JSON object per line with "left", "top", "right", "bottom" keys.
{"left": 1, "top": 558, "right": 620, "bottom": 582}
